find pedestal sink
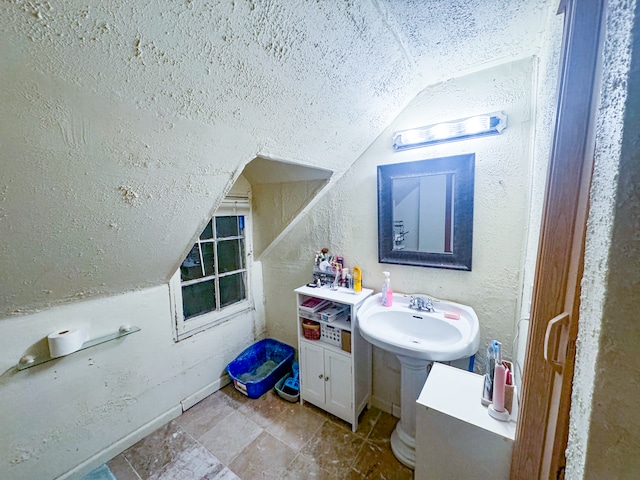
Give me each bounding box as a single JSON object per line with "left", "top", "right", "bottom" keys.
{"left": 357, "top": 292, "right": 480, "bottom": 469}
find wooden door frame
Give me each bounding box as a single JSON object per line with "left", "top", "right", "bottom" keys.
{"left": 511, "top": 0, "right": 606, "bottom": 478}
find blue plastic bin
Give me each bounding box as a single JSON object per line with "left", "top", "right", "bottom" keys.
{"left": 226, "top": 338, "right": 295, "bottom": 399}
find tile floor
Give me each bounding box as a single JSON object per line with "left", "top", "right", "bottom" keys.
{"left": 106, "top": 383, "right": 414, "bottom": 479}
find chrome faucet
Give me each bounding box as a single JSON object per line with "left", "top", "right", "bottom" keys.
{"left": 408, "top": 295, "right": 436, "bottom": 313}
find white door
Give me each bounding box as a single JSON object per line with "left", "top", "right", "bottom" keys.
{"left": 324, "top": 349, "right": 352, "bottom": 419}
{"left": 300, "top": 340, "right": 325, "bottom": 406}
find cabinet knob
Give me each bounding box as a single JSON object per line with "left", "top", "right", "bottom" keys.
{"left": 318, "top": 374, "right": 323, "bottom": 379}
{"left": 325, "top": 376, "right": 329, "bottom": 382}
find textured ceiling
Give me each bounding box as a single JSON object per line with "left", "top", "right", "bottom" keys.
{"left": 0, "top": 0, "right": 556, "bottom": 316}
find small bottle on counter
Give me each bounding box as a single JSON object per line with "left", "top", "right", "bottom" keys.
{"left": 345, "top": 271, "right": 353, "bottom": 290}
{"left": 352, "top": 266, "right": 362, "bottom": 293}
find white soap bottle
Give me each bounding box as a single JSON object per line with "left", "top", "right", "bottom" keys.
{"left": 381, "top": 271, "right": 393, "bottom": 306}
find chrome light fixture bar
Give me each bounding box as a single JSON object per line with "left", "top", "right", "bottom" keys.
{"left": 392, "top": 111, "right": 507, "bottom": 151}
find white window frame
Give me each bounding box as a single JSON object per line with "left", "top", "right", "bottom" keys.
{"left": 170, "top": 196, "right": 253, "bottom": 341}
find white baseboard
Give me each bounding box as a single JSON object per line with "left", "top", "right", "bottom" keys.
{"left": 58, "top": 376, "right": 230, "bottom": 480}
{"left": 371, "top": 395, "right": 402, "bottom": 418}
{"left": 181, "top": 374, "right": 230, "bottom": 411}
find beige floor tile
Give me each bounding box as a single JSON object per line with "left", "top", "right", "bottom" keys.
{"left": 280, "top": 453, "right": 335, "bottom": 480}
{"left": 217, "top": 383, "right": 251, "bottom": 409}
{"left": 355, "top": 406, "right": 382, "bottom": 438}
{"left": 352, "top": 441, "right": 413, "bottom": 480}
{"left": 301, "top": 420, "right": 365, "bottom": 478}
{"left": 215, "top": 469, "right": 244, "bottom": 480}
{"left": 331, "top": 406, "right": 382, "bottom": 439}
{"left": 148, "top": 443, "right": 236, "bottom": 480}
{"left": 300, "top": 401, "right": 379, "bottom": 438}
{"left": 228, "top": 431, "right": 297, "bottom": 479}
{"left": 237, "top": 389, "right": 290, "bottom": 428}
{"left": 343, "top": 469, "right": 366, "bottom": 479}
{"left": 107, "top": 454, "right": 140, "bottom": 480}
{"left": 267, "top": 402, "right": 326, "bottom": 450}
{"left": 301, "top": 400, "right": 346, "bottom": 421}
{"left": 123, "top": 421, "right": 197, "bottom": 478}
{"left": 177, "top": 392, "right": 236, "bottom": 439}
{"left": 198, "top": 410, "right": 263, "bottom": 465}
{"left": 113, "top": 387, "right": 406, "bottom": 480}
{"left": 368, "top": 411, "right": 398, "bottom": 446}
{"left": 301, "top": 400, "right": 364, "bottom": 435}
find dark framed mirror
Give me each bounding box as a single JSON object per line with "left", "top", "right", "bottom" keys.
{"left": 377, "top": 154, "right": 475, "bottom": 270}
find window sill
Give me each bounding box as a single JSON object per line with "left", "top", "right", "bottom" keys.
{"left": 174, "top": 302, "right": 254, "bottom": 342}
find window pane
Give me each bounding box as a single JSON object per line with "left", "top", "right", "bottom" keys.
{"left": 219, "top": 272, "right": 246, "bottom": 308}
{"left": 201, "top": 242, "right": 216, "bottom": 277}
{"left": 200, "top": 220, "right": 213, "bottom": 240}
{"left": 217, "top": 239, "right": 244, "bottom": 273}
{"left": 182, "top": 280, "right": 216, "bottom": 320}
{"left": 180, "top": 245, "right": 203, "bottom": 281}
{"left": 216, "top": 216, "right": 242, "bottom": 238}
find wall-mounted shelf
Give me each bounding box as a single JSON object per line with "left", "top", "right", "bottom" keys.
{"left": 17, "top": 325, "right": 141, "bottom": 371}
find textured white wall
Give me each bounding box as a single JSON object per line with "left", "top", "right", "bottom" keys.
{"left": 252, "top": 179, "right": 328, "bottom": 257}
{"left": 0, "top": 1, "right": 555, "bottom": 319}
{"left": 264, "top": 58, "right": 540, "bottom": 411}
{"left": 0, "top": 174, "right": 266, "bottom": 480}
{"left": 566, "top": 0, "right": 640, "bottom": 477}
{"left": 0, "top": 286, "right": 265, "bottom": 480}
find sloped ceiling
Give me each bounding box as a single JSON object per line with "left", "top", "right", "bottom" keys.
{"left": 0, "top": 0, "right": 555, "bottom": 317}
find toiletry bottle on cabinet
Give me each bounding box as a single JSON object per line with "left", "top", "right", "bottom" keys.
{"left": 353, "top": 266, "right": 362, "bottom": 293}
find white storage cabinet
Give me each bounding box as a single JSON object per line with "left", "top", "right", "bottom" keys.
{"left": 415, "top": 362, "right": 517, "bottom": 479}
{"left": 295, "top": 285, "right": 373, "bottom": 432}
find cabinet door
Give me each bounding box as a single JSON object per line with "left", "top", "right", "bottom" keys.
{"left": 324, "top": 349, "right": 352, "bottom": 419}
{"left": 300, "top": 341, "right": 325, "bottom": 406}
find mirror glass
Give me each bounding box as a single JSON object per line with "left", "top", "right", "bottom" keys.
{"left": 392, "top": 173, "right": 454, "bottom": 254}
{"left": 378, "top": 154, "right": 474, "bottom": 270}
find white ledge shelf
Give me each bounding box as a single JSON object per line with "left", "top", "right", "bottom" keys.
{"left": 17, "top": 325, "right": 141, "bottom": 371}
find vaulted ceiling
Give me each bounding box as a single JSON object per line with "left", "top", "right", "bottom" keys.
{"left": 0, "top": 0, "right": 556, "bottom": 317}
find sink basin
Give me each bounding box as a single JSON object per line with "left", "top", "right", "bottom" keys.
{"left": 357, "top": 293, "right": 479, "bottom": 361}
{"left": 356, "top": 292, "right": 480, "bottom": 469}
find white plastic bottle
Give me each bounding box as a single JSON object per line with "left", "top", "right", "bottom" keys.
{"left": 381, "top": 271, "right": 393, "bottom": 306}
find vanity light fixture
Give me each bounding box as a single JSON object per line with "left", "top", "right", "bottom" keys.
{"left": 392, "top": 112, "right": 507, "bottom": 151}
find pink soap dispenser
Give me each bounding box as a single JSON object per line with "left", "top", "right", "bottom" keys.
{"left": 381, "top": 271, "right": 393, "bottom": 306}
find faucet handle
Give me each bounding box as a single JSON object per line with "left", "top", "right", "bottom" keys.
{"left": 424, "top": 297, "right": 434, "bottom": 312}
{"left": 408, "top": 295, "right": 424, "bottom": 309}
{"left": 406, "top": 295, "right": 436, "bottom": 312}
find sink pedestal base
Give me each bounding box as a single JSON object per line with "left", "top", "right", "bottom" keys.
{"left": 390, "top": 355, "right": 432, "bottom": 469}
